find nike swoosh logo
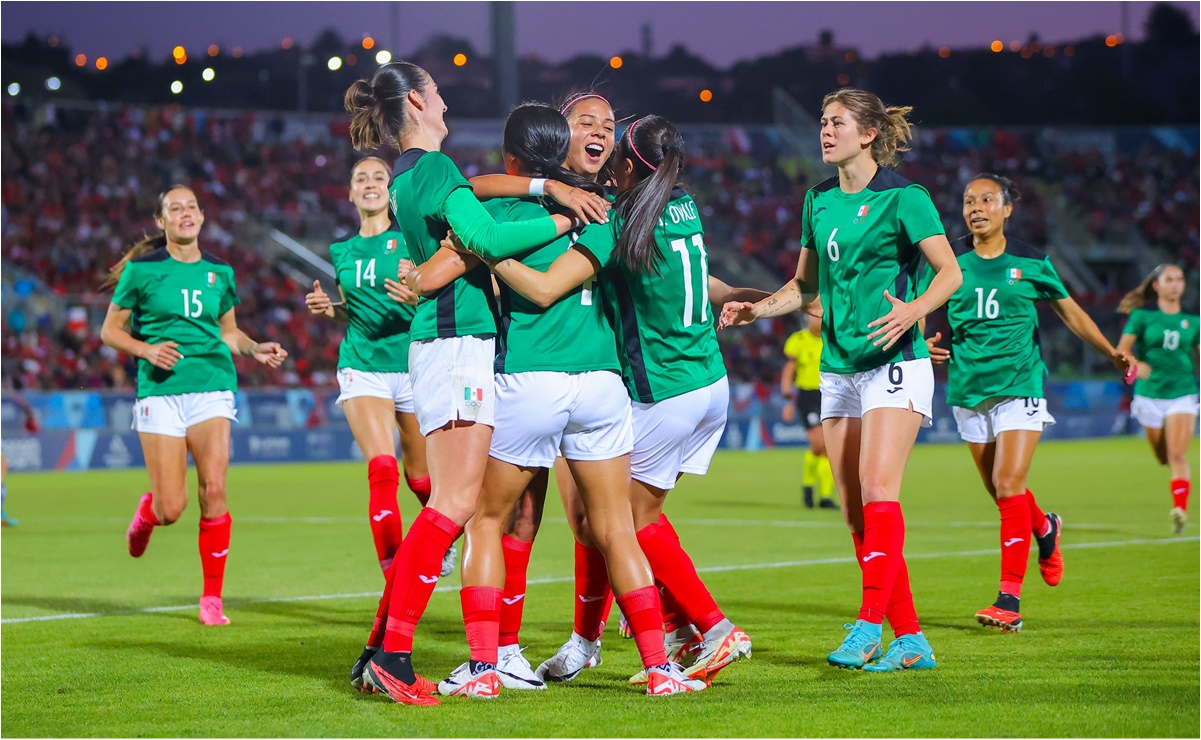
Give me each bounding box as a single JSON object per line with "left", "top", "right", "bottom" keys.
{"left": 1003, "top": 538, "right": 1024, "bottom": 547}
{"left": 418, "top": 575, "right": 439, "bottom": 584}
{"left": 886, "top": 387, "right": 903, "bottom": 394}
{"left": 1026, "top": 411, "right": 1038, "bottom": 417}
{"left": 862, "top": 551, "right": 887, "bottom": 562}
{"left": 578, "top": 595, "right": 604, "bottom": 603}
{"left": 903, "top": 654, "right": 923, "bottom": 667}
{"left": 502, "top": 595, "right": 525, "bottom": 605}
{"left": 211, "top": 549, "right": 229, "bottom": 558}
{"left": 372, "top": 510, "right": 393, "bottom": 522}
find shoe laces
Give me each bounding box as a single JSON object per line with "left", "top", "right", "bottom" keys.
{"left": 839, "top": 623, "right": 878, "bottom": 652}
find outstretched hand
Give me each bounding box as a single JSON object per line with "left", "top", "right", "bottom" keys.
{"left": 925, "top": 331, "right": 950, "bottom": 365}
{"left": 252, "top": 342, "right": 288, "bottom": 368}
{"left": 867, "top": 290, "right": 923, "bottom": 351}
{"left": 305, "top": 280, "right": 333, "bottom": 317}
{"left": 719, "top": 301, "right": 758, "bottom": 330}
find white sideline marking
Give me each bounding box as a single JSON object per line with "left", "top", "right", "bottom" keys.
{"left": 2, "top": 536, "right": 1195, "bottom": 625}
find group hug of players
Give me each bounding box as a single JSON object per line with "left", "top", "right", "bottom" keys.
{"left": 99, "top": 60, "right": 1199, "bottom": 703}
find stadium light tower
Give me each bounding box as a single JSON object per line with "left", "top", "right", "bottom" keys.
{"left": 491, "top": 1, "right": 518, "bottom": 115}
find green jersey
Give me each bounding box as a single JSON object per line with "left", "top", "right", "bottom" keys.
{"left": 330, "top": 228, "right": 416, "bottom": 373}
{"left": 111, "top": 248, "right": 240, "bottom": 398}
{"left": 576, "top": 188, "right": 726, "bottom": 403}
{"left": 485, "top": 197, "right": 619, "bottom": 375}
{"left": 921, "top": 236, "right": 1070, "bottom": 408}
{"left": 801, "top": 170, "right": 943, "bottom": 374}
{"left": 1122, "top": 308, "right": 1200, "bottom": 399}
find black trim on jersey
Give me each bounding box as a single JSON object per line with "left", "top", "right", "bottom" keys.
{"left": 199, "top": 251, "right": 231, "bottom": 267}
{"left": 951, "top": 235, "right": 975, "bottom": 258}
{"left": 866, "top": 168, "right": 916, "bottom": 192}
{"left": 952, "top": 234, "right": 1048, "bottom": 262}
{"left": 811, "top": 176, "right": 839, "bottom": 193}
{"left": 493, "top": 285, "right": 513, "bottom": 373}
{"left": 131, "top": 248, "right": 171, "bottom": 263}
{"left": 391, "top": 148, "right": 428, "bottom": 182}
{"left": 611, "top": 276, "right": 655, "bottom": 403}
{"left": 893, "top": 269, "right": 917, "bottom": 361}
{"left": 435, "top": 288, "right": 457, "bottom": 337}
{"left": 669, "top": 185, "right": 689, "bottom": 200}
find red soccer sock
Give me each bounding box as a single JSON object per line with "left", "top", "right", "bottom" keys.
{"left": 405, "top": 472, "right": 432, "bottom": 507}
{"left": 658, "top": 579, "right": 688, "bottom": 633}
{"left": 367, "top": 558, "right": 397, "bottom": 648}
{"left": 461, "top": 585, "right": 502, "bottom": 665}
{"left": 499, "top": 536, "right": 533, "bottom": 647}
{"left": 858, "top": 501, "right": 905, "bottom": 625}
{"left": 854, "top": 531, "right": 919, "bottom": 636}
{"left": 139, "top": 492, "right": 161, "bottom": 526}
{"left": 368, "top": 456, "right": 404, "bottom": 568}
{"left": 998, "top": 494, "right": 1032, "bottom": 598}
{"left": 1025, "top": 489, "right": 1049, "bottom": 537}
{"left": 198, "top": 512, "right": 232, "bottom": 599}
{"left": 573, "top": 542, "right": 612, "bottom": 641}
{"left": 636, "top": 515, "right": 724, "bottom": 634}
{"left": 616, "top": 585, "right": 668, "bottom": 669}
{"left": 382, "top": 507, "right": 462, "bottom": 653}
{"left": 1171, "top": 479, "right": 1191, "bottom": 512}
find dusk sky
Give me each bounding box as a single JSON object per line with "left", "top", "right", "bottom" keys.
{"left": 3, "top": 1, "right": 1197, "bottom": 68}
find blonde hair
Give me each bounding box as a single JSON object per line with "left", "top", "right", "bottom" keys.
{"left": 821, "top": 88, "right": 913, "bottom": 167}
{"left": 101, "top": 186, "right": 191, "bottom": 291}
{"left": 1117, "top": 264, "right": 1179, "bottom": 315}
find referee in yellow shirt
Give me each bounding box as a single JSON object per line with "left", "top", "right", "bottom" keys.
{"left": 781, "top": 313, "right": 836, "bottom": 509}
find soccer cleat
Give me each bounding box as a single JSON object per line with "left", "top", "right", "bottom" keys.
{"left": 350, "top": 646, "right": 377, "bottom": 692}
{"left": 535, "top": 632, "right": 601, "bottom": 682}
{"left": 818, "top": 497, "right": 840, "bottom": 510}
{"left": 827, "top": 620, "right": 882, "bottom": 669}
{"left": 440, "top": 543, "right": 458, "bottom": 578}
{"left": 1, "top": 509, "right": 17, "bottom": 527}
{"left": 363, "top": 657, "right": 441, "bottom": 706}
{"left": 198, "top": 596, "right": 231, "bottom": 626}
{"left": 1036, "top": 513, "right": 1063, "bottom": 586}
{"left": 1170, "top": 507, "right": 1187, "bottom": 535}
{"left": 629, "top": 626, "right": 705, "bottom": 685}
{"left": 645, "top": 662, "right": 707, "bottom": 696}
{"left": 803, "top": 486, "right": 815, "bottom": 509}
{"left": 438, "top": 661, "right": 501, "bottom": 699}
{"left": 976, "top": 604, "right": 1023, "bottom": 632}
{"left": 863, "top": 633, "right": 937, "bottom": 672}
{"left": 126, "top": 492, "right": 155, "bottom": 558}
{"left": 618, "top": 614, "right": 632, "bottom": 639}
{"left": 496, "top": 645, "right": 546, "bottom": 690}
{"left": 685, "top": 624, "right": 752, "bottom": 682}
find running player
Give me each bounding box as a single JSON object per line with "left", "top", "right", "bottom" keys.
{"left": 721, "top": 88, "right": 963, "bottom": 672}
{"left": 782, "top": 312, "right": 836, "bottom": 509}
{"left": 304, "top": 158, "right": 458, "bottom": 579}
{"left": 920, "top": 174, "right": 1133, "bottom": 632}
{"left": 342, "top": 62, "right": 576, "bottom": 705}
{"left": 443, "top": 102, "right": 705, "bottom": 698}
{"left": 100, "top": 185, "right": 288, "bottom": 626}
{"left": 1116, "top": 264, "right": 1199, "bottom": 534}
{"left": 465, "top": 114, "right": 754, "bottom": 686}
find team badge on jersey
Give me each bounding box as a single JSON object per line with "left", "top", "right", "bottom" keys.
{"left": 206, "top": 271, "right": 217, "bottom": 287}
{"left": 1007, "top": 268, "right": 1022, "bottom": 285}
{"left": 1182, "top": 320, "right": 1190, "bottom": 329}
{"left": 857, "top": 205, "right": 870, "bottom": 217}
{"left": 384, "top": 238, "right": 398, "bottom": 255}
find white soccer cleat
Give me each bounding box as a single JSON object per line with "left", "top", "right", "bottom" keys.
{"left": 496, "top": 645, "right": 546, "bottom": 690}
{"left": 629, "top": 626, "right": 704, "bottom": 685}
{"left": 1170, "top": 506, "right": 1187, "bottom": 535}
{"left": 437, "top": 661, "right": 500, "bottom": 699}
{"left": 685, "top": 624, "right": 752, "bottom": 682}
{"left": 645, "top": 662, "right": 707, "bottom": 696}
{"left": 440, "top": 543, "right": 459, "bottom": 578}
{"left": 534, "top": 632, "right": 601, "bottom": 682}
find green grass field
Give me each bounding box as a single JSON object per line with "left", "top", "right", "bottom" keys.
{"left": 2, "top": 437, "right": 1198, "bottom": 737}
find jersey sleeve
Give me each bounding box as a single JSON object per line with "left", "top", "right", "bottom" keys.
{"left": 442, "top": 188, "right": 558, "bottom": 260}
{"left": 111, "top": 263, "right": 141, "bottom": 309}
{"left": 897, "top": 185, "right": 946, "bottom": 245}
{"left": 799, "top": 192, "right": 817, "bottom": 252}
{"left": 1033, "top": 257, "right": 1070, "bottom": 301}
{"left": 219, "top": 268, "right": 241, "bottom": 315}
{"left": 1122, "top": 309, "right": 1144, "bottom": 339}
{"left": 414, "top": 152, "right": 474, "bottom": 221}
{"left": 573, "top": 220, "right": 618, "bottom": 269}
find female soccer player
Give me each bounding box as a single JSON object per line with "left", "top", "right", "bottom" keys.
{"left": 304, "top": 157, "right": 457, "bottom": 579}
{"left": 343, "top": 61, "right": 576, "bottom": 705}
{"left": 721, "top": 88, "right": 963, "bottom": 672}
{"left": 921, "top": 174, "right": 1133, "bottom": 632}
{"left": 445, "top": 102, "right": 705, "bottom": 698}
{"left": 100, "top": 185, "right": 288, "bottom": 627}
{"left": 782, "top": 312, "right": 836, "bottom": 509}
{"left": 1117, "top": 264, "right": 1199, "bottom": 534}
{"left": 464, "top": 114, "right": 754, "bottom": 687}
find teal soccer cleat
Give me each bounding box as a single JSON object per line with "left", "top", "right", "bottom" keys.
{"left": 863, "top": 632, "right": 937, "bottom": 672}
{"left": 827, "top": 620, "right": 882, "bottom": 669}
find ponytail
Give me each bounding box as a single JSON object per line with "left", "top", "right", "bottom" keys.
{"left": 613, "top": 116, "right": 684, "bottom": 275}
{"left": 345, "top": 62, "right": 429, "bottom": 151}
{"left": 1117, "top": 264, "right": 1172, "bottom": 315}
{"left": 501, "top": 102, "right": 605, "bottom": 197}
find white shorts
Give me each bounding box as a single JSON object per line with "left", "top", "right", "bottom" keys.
{"left": 409, "top": 336, "right": 496, "bottom": 436}
{"left": 952, "top": 397, "right": 1056, "bottom": 444}
{"left": 630, "top": 376, "right": 729, "bottom": 491}
{"left": 490, "top": 371, "right": 633, "bottom": 468}
{"left": 132, "top": 391, "right": 237, "bottom": 438}
{"left": 336, "top": 368, "right": 415, "bottom": 413}
{"left": 820, "top": 358, "right": 934, "bottom": 427}
{"left": 1131, "top": 394, "right": 1200, "bottom": 430}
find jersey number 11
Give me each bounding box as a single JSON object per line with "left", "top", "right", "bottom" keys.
{"left": 670, "top": 234, "right": 710, "bottom": 328}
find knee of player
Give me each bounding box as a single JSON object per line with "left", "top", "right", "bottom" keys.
{"left": 197, "top": 479, "right": 228, "bottom": 505}
{"left": 157, "top": 498, "right": 187, "bottom": 525}
{"left": 990, "top": 471, "right": 1026, "bottom": 499}
{"left": 506, "top": 510, "right": 540, "bottom": 541}
{"left": 858, "top": 479, "right": 898, "bottom": 503}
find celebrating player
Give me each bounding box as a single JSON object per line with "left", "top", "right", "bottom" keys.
{"left": 921, "top": 174, "right": 1133, "bottom": 632}
{"left": 721, "top": 88, "right": 963, "bottom": 672}
{"left": 782, "top": 312, "right": 836, "bottom": 509}
{"left": 467, "top": 114, "right": 755, "bottom": 687}
{"left": 100, "top": 185, "right": 288, "bottom": 626}
{"left": 304, "top": 157, "right": 457, "bottom": 579}
{"left": 342, "top": 61, "right": 576, "bottom": 705}
{"left": 1116, "top": 264, "right": 1199, "bottom": 534}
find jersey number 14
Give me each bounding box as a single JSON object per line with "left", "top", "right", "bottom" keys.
{"left": 670, "top": 234, "right": 711, "bottom": 328}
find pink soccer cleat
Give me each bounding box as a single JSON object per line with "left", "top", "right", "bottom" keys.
{"left": 126, "top": 493, "right": 156, "bottom": 558}
{"left": 199, "top": 596, "right": 231, "bottom": 626}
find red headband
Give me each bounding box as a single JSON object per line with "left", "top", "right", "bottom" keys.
{"left": 626, "top": 117, "right": 656, "bottom": 171}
